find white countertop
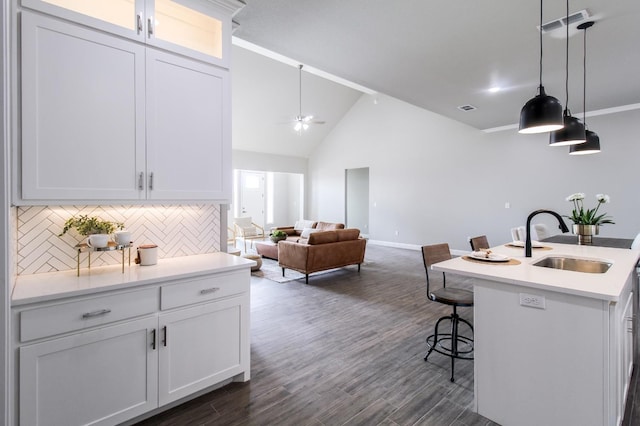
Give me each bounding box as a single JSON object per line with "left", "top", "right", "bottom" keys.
{"left": 12, "top": 253, "right": 255, "bottom": 306}
{"left": 432, "top": 242, "right": 640, "bottom": 302}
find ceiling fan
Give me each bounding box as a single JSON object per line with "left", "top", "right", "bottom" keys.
{"left": 292, "top": 64, "right": 325, "bottom": 132}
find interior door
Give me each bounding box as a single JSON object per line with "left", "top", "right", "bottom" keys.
{"left": 239, "top": 171, "right": 265, "bottom": 228}
{"left": 345, "top": 167, "right": 369, "bottom": 236}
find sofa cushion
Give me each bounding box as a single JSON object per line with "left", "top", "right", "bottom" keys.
{"left": 337, "top": 228, "right": 360, "bottom": 241}
{"left": 315, "top": 221, "right": 345, "bottom": 231}
{"left": 308, "top": 231, "right": 338, "bottom": 245}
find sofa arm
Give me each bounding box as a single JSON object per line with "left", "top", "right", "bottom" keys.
{"left": 272, "top": 226, "right": 297, "bottom": 236}
{"left": 278, "top": 241, "right": 309, "bottom": 270}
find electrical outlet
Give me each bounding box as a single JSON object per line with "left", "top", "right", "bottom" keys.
{"left": 505, "top": 202, "right": 510, "bottom": 209}
{"left": 519, "top": 293, "right": 546, "bottom": 309}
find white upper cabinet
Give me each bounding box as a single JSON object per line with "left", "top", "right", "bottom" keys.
{"left": 18, "top": 6, "right": 234, "bottom": 203}
{"left": 20, "top": 12, "right": 146, "bottom": 201}
{"left": 21, "top": 0, "right": 234, "bottom": 67}
{"left": 146, "top": 49, "right": 230, "bottom": 201}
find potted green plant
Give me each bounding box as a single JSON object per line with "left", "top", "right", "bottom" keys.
{"left": 59, "top": 215, "right": 124, "bottom": 248}
{"left": 270, "top": 230, "right": 287, "bottom": 243}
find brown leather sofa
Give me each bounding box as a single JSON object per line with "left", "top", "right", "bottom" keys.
{"left": 277, "top": 228, "right": 366, "bottom": 283}
{"left": 273, "top": 221, "right": 345, "bottom": 243}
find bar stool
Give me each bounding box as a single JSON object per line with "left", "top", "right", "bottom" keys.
{"left": 421, "top": 243, "right": 474, "bottom": 382}
{"left": 469, "top": 235, "right": 489, "bottom": 251}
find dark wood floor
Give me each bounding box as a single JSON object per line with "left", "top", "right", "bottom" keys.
{"left": 135, "top": 244, "right": 640, "bottom": 426}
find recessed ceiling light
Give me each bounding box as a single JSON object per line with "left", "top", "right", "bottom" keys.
{"left": 488, "top": 87, "right": 501, "bottom": 93}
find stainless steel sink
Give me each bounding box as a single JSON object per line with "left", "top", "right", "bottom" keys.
{"left": 533, "top": 256, "right": 612, "bottom": 273}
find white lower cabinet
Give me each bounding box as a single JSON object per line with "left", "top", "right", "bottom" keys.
{"left": 20, "top": 316, "right": 158, "bottom": 426}
{"left": 14, "top": 270, "right": 250, "bottom": 426}
{"left": 159, "top": 297, "right": 244, "bottom": 406}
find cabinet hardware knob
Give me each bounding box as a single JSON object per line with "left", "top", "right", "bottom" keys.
{"left": 200, "top": 287, "right": 220, "bottom": 295}
{"left": 81, "top": 308, "right": 111, "bottom": 319}
{"left": 136, "top": 14, "right": 143, "bottom": 33}
{"left": 151, "top": 329, "right": 157, "bottom": 350}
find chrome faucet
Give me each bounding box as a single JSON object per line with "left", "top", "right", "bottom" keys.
{"left": 526, "top": 210, "right": 570, "bottom": 257}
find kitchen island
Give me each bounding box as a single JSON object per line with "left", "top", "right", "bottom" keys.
{"left": 433, "top": 242, "right": 640, "bottom": 426}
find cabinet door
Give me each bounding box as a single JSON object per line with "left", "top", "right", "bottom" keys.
{"left": 19, "top": 316, "right": 158, "bottom": 426}
{"left": 158, "top": 296, "right": 248, "bottom": 405}
{"left": 146, "top": 49, "right": 230, "bottom": 201}
{"left": 21, "top": 0, "right": 146, "bottom": 41}
{"left": 21, "top": 12, "right": 146, "bottom": 202}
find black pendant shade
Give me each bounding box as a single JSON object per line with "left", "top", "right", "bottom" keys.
{"left": 518, "top": 0, "right": 564, "bottom": 134}
{"left": 549, "top": 110, "right": 586, "bottom": 146}
{"left": 569, "top": 129, "right": 601, "bottom": 155}
{"left": 519, "top": 86, "right": 564, "bottom": 134}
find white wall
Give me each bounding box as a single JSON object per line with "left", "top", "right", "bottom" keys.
{"left": 308, "top": 94, "right": 640, "bottom": 252}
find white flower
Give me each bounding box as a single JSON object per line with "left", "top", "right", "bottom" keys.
{"left": 596, "top": 194, "right": 610, "bottom": 203}
{"left": 566, "top": 192, "right": 585, "bottom": 202}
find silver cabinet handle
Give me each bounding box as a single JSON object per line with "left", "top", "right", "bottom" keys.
{"left": 151, "top": 329, "right": 157, "bottom": 350}
{"left": 200, "top": 287, "right": 220, "bottom": 295}
{"left": 147, "top": 17, "right": 154, "bottom": 37}
{"left": 149, "top": 172, "right": 154, "bottom": 190}
{"left": 138, "top": 172, "right": 144, "bottom": 190}
{"left": 136, "top": 13, "right": 143, "bottom": 34}
{"left": 82, "top": 309, "right": 111, "bottom": 319}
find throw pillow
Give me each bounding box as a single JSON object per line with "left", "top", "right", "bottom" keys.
{"left": 294, "top": 219, "right": 315, "bottom": 231}
{"left": 300, "top": 227, "right": 319, "bottom": 239}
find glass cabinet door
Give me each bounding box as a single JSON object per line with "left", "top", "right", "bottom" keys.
{"left": 22, "top": 0, "right": 145, "bottom": 39}
{"left": 150, "top": 0, "right": 224, "bottom": 61}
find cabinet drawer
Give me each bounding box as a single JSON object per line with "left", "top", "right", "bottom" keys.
{"left": 161, "top": 272, "right": 247, "bottom": 310}
{"left": 20, "top": 287, "right": 159, "bottom": 342}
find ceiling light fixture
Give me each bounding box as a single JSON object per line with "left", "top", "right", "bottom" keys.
{"left": 294, "top": 64, "right": 310, "bottom": 132}
{"left": 518, "top": 0, "right": 564, "bottom": 134}
{"left": 549, "top": 0, "right": 586, "bottom": 146}
{"left": 570, "top": 21, "right": 601, "bottom": 155}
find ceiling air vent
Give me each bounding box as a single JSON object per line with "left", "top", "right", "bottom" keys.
{"left": 457, "top": 104, "right": 476, "bottom": 112}
{"left": 539, "top": 9, "right": 591, "bottom": 33}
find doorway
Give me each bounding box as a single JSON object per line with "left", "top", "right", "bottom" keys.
{"left": 345, "top": 167, "right": 369, "bottom": 237}
{"left": 237, "top": 170, "right": 265, "bottom": 227}
{"left": 231, "top": 170, "right": 304, "bottom": 230}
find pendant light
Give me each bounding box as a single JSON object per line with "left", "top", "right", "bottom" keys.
{"left": 518, "top": 0, "right": 563, "bottom": 134}
{"left": 548, "top": 0, "right": 586, "bottom": 146}
{"left": 570, "top": 21, "right": 601, "bottom": 155}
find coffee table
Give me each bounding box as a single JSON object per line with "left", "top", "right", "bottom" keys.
{"left": 255, "top": 241, "right": 279, "bottom": 260}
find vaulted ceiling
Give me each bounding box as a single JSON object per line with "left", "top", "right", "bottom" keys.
{"left": 231, "top": 0, "right": 640, "bottom": 157}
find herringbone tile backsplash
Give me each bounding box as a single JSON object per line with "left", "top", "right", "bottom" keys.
{"left": 17, "top": 205, "right": 221, "bottom": 275}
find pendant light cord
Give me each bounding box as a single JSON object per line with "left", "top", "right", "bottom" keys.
{"left": 582, "top": 26, "right": 587, "bottom": 126}
{"left": 538, "top": 0, "right": 543, "bottom": 91}
{"left": 564, "top": 0, "right": 569, "bottom": 112}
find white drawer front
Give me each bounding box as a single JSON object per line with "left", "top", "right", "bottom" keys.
{"left": 20, "top": 287, "right": 159, "bottom": 342}
{"left": 161, "top": 272, "right": 248, "bottom": 310}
